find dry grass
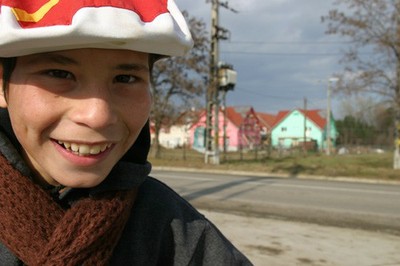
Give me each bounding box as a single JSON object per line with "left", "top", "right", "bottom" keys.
{"left": 148, "top": 147, "right": 400, "bottom": 182}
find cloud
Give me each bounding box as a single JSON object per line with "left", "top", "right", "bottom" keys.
{"left": 175, "top": 0, "right": 346, "bottom": 115}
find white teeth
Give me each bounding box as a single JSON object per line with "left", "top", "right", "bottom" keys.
{"left": 90, "top": 145, "right": 101, "bottom": 155}
{"left": 71, "top": 143, "right": 80, "bottom": 152}
{"left": 57, "top": 141, "right": 112, "bottom": 156}
{"left": 79, "top": 144, "right": 90, "bottom": 155}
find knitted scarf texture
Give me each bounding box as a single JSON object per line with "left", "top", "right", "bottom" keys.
{"left": 0, "top": 153, "right": 137, "bottom": 266}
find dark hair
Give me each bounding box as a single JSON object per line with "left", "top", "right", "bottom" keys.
{"left": 0, "top": 57, "right": 16, "bottom": 98}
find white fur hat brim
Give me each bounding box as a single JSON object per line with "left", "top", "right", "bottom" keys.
{"left": 0, "top": 0, "right": 193, "bottom": 57}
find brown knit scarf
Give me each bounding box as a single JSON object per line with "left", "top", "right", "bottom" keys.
{"left": 0, "top": 153, "right": 138, "bottom": 266}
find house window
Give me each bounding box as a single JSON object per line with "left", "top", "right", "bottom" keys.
{"left": 281, "top": 127, "right": 287, "bottom": 132}
{"left": 305, "top": 127, "right": 312, "bottom": 137}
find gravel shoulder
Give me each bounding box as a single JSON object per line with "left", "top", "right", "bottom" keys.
{"left": 201, "top": 209, "right": 400, "bottom": 266}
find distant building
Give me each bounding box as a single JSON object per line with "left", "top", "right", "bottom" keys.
{"left": 189, "top": 106, "right": 275, "bottom": 152}
{"left": 270, "top": 109, "right": 337, "bottom": 151}
{"left": 151, "top": 107, "right": 337, "bottom": 153}
{"left": 150, "top": 109, "right": 200, "bottom": 149}
{"left": 256, "top": 112, "right": 277, "bottom": 147}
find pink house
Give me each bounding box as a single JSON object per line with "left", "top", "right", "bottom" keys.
{"left": 189, "top": 106, "right": 274, "bottom": 152}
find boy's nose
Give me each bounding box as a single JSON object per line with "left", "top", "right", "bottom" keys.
{"left": 70, "top": 97, "right": 118, "bottom": 129}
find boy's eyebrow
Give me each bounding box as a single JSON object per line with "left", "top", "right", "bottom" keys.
{"left": 115, "top": 63, "right": 149, "bottom": 72}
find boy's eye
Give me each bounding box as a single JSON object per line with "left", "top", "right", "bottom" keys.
{"left": 114, "top": 75, "right": 137, "bottom": 83}
{"left": 47, "top": 69, "right": 73, "bottom": 79}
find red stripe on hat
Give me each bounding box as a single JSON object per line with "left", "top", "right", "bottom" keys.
{"left": 2, "top": 0, "right": 169, "bottom": 28}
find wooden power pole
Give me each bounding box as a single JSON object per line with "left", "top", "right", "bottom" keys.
{"left": 205, "top": 0, "right": 237, "bottom": 164}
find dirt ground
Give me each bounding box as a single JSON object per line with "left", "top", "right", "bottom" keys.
{"left": 201, "top": 210, "right": 400, "bottom": 266}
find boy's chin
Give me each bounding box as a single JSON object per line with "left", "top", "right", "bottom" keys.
{"left": 54, "top": 175, "right": 107, "bottom": 188}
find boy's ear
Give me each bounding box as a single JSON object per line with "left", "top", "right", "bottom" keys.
{"left": 0, "top": 66, "right": 7, "bottom": 108}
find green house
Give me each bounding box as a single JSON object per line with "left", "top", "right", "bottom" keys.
{"left": 270, "top": 109, "right": 337, "bottom": 152}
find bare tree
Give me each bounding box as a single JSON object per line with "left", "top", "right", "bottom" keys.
{"left": 338, "top": 95, "right": 386, "bottom": 125}
{"left": 151, "top": 12, "right": 209, "bottom": 158}
{"left": 322, "top": 0, "right": 400, "bottom": 168}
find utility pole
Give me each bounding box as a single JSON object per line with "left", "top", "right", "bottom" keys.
{"left": 326, "top": 81, "right": 331, "bottom": 156}
{"left": 326, "top": 78, "right": 338, "bottom": 156}
{"left": 393, "top": 6, "right": 400, "bottom": 169}
{"left": 205, "top": 0, "right": 237, "bottom": 164}
{"left": 303, "top": 97, "right": 307, "bottom": 154}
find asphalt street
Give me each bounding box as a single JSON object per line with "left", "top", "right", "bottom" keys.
{"left": 151, "top": 168, "right": 400, "bottom": 265}
{"left": 152, "top": 167, "right": 400, "bottom": 234}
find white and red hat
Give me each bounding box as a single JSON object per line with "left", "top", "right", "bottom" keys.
{"left": 0, "top": 0, "right": 193, "bottom": 57}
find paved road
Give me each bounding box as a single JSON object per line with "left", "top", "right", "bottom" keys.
{"left": 151, "top": 168, "right": 400, "bottom": 234}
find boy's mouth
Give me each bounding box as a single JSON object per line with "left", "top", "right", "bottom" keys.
{"left": 56, "top": 140, "right": 112, "bottom": 157}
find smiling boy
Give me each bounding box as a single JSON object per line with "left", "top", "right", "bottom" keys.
{"left": 2, "top": 49, "right": 152, "bottom": 188}
{"left": 0, "top": 0, "right": 252, "bottom": 265}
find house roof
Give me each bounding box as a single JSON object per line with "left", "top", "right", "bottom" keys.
{"left": 225, "top": 106, "right": 247, "bottom": 127}
{"left": 272, "top": 110, "right": 290, "bottom": 127}
{"left": 272, "top": 109, "right": 327, "bottom": 129}
{"left": 302, "top": 109, "right": 326, "bottom": 129}
{"left": 256, "top": 112, "right": 276, "bottom": 129}
{"left": 187, "top": 106, "right": 247, "bottom": 129}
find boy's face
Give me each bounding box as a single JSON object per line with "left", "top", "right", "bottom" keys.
{"left": 0, "top": 49, "right": 152, "bottom": 188}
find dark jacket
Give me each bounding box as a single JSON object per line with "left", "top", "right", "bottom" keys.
{"left": 0, "top": 109, "right": 252, "bottom": 266}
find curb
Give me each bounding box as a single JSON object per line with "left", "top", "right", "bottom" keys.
{"left": 152, "top": 166, "right": 400, "bottom": 186}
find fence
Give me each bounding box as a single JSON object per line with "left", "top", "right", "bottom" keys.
{"left": 148, "top": 143, "right": 393, "bottom": 164}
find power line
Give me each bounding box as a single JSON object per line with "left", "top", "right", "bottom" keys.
{"left": 235, "top": 87, "right": 305, "bottom": 100}
{"left": 221, "top": 51, "right": 374, "bottom": 56}
{"left": 224, "top": 40, "right": 353, "bottom": 45}
{"left": 234, "top": 87, "right": 331, "bottom": 109}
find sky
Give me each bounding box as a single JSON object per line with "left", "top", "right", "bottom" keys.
{"left": 175, "top": 0, "right": 349, "bottom": 117}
